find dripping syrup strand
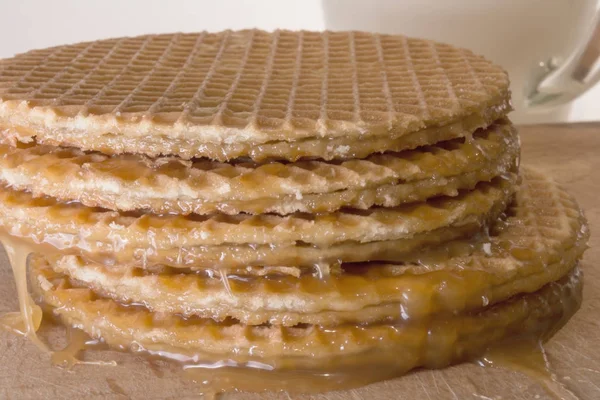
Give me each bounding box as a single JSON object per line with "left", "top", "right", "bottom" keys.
{"left": 0, "top": 235, "right": 116, "bottom": 367}
{"left": 1, "top": 237, "right": 48, "bottom": 352}
{"left": 219, "top": 271, "right": 234, "bottom": 298}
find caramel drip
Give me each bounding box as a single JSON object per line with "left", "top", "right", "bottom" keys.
{"left": 0, "top": 311, "right": 34, "bottom": 335}
{"left": 51, "top": 326, "right": 116, "bottom": 368}
{"left": 219, "top": 271, "right": 234, "bottom": 299}
{"left": 478, "top": 339, "right": 579, "bottom": 400}
{"left": 0, "top": 235, "right": 46, "bottom": 351}
{"left": 0, "top": 234, "right": 116, "bottom": 367}
{"left": 141, "top": 346, "right": 410, "bottom": 394}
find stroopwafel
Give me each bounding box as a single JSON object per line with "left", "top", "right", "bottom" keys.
{"left": 0, "top": 30, "right": 510, "bottom": 160}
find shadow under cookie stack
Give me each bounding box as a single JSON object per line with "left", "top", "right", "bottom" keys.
{"left": 0, "top": 30, "right": 588, "bottom": 392}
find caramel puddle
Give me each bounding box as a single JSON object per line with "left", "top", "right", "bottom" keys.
{"left": 51, "top": 326, "right": 117, "bottom": 368}
{"left": 478, "top": 339, "right": 579, "bottom": 400}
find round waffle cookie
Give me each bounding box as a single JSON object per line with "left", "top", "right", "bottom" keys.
{"left": 0, "top": 175, "right": 515, "bottom": 267}
{"left": 31, "top": 257, "right": 583, "bottom": 373}
{"left": 36, "top": 167, "right": 588, "bottom": 326}
{"left": 0, "top": 120, "right": 518, "bottom": 215}
{"left": 0, "top": 30, "right": 510, "bottom": 161}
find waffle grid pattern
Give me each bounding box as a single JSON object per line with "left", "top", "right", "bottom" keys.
{"left": 0, "top": 30, "right": 509, "bottom": 143}
{"left": 0, "top": 102, "right": 507, "bottom": 162}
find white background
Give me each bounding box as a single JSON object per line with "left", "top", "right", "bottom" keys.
{"left": 0, "top": 0, "right": 598, "bottom": 123}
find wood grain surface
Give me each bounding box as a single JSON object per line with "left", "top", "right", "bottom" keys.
{"left": 0, "top": 123, "right": 598, "bottom": 400}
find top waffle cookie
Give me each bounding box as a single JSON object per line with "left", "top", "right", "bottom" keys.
{"left": 0, "top": 30, "right": 510, "bottom": 159}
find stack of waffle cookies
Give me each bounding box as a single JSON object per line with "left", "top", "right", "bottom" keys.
{"left": 0, "top": 30, "right": 588, "bottom": 381}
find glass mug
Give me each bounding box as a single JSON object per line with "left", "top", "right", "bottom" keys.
{"left": 322, "top": 0, "right": 600, "bottom": 123}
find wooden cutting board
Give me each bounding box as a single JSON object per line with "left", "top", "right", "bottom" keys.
{"left": 0, "top": 123, "right": 598, "bottom": 400}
